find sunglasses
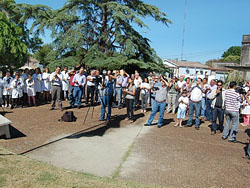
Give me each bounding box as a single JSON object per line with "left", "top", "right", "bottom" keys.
{"left": 217, "top": 84, "right": 222, "bottom": 86}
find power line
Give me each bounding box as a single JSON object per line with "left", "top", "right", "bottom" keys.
{"left": 161, "top": 49, "right": 226, "bottom": 60}
{"left": 181, "top": 0, "right": 188, "bottom": 61}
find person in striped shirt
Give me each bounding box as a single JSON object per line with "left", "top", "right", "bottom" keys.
{"left": 222, "top": 81, "right": 242, "bottom": 142}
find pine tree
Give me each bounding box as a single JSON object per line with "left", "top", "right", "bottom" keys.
{"left": 17, "top": 0, "right": 172, "bottom": 71}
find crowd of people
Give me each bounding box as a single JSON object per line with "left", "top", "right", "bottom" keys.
{"left": 0, "top": 66, "right": 249, "bottom": 161}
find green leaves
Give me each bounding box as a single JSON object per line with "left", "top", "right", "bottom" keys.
{"left": 0, "top": 11, "right": 28, "bottom": 67}
{"left": 221, "top": 46, "right": 241, "bottom": 64}
{"left": 16, "top": 0, "right": 172, "bottom": 72}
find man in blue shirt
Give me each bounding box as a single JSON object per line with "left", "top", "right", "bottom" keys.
{"left": 100, "top": 74, "right": 116, "bottom": 122}
{"left": 72, "top": 67, "right": 86, "bottom": 108}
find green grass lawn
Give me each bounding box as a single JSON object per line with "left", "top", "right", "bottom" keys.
{"left": 0, "top": 147, "right": 163, "bottom": 188}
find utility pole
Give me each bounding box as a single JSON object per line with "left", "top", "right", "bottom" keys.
{"left": 181, "top": 0, "right": 187, "bottom": 61}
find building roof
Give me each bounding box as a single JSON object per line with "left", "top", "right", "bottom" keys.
{"left": 210, "top": 68, "right": 233, "bottom": 72}
{"left": 170, "top": 60, "right": 210, "bottom": 69}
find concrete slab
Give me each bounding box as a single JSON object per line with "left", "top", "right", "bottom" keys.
{"left": 27, "top": 123, "right": 144, "bottom": 177}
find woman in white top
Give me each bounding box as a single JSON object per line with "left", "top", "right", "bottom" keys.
{"left": 26, "top": 74, "right": 36, "bottom": 106}
{"left": 61, "top": 66, "right": 70, "bottom": 100}
{"left": 241, "top": 90, "right": 250, "bottom": 126}
{"left": 3, "top": 71, "right": 13, "bottom": 108}
{"left": 123, "top": 78, "right": 136, "bottom": 122}
{"left": 33, "top": 68, "right": 42, "bottom": 104}
{"left": 140, "top": 77, "right": 150, "bottom": 113}
{"left": 11, "top": 73, "right": 24, "bottom": 108}
{"left": 42, "top": 67, "right": 51, "bottom": 102}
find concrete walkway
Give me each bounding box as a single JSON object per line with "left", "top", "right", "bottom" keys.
{"left": 27, "top": 123, "right": 144, "bottom": 177}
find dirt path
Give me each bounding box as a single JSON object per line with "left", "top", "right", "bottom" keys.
{"left": 119, "top": 114, "right": 250, "bottom": 188}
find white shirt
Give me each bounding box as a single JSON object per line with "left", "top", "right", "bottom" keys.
{"left": 178, "top": 96, "right": 189, "bottom": 110}
{"left": 87, "top": 76, "right": 96, "bottom": 86}
{"left": 140, "top": 83, "right": 150, "bottom": 94}
{"left": 134, "top": 77, "right": 142, "bottom": 88}
{"left": 202, "top": 84, "right": 209, "bottom": 97}
{"left": 11, "top": 78, "right": 24, "bottom": 98}
{"left": 190, "top": 85, "right": 202, "bottom": 102}
{"left": 177, "top": 80, "right": 186, "bottom": 89}
{"left": 3, "top": 76, "right": 13, "bottom": 95}
{"left": 61, "top": 70, "right": 70, "bottom": 90}
{"left": 242, "top": 96, "right": 250, "bottom": 114}
{"left": 50, "top": 72, "right": 63, "bottom": 86}
{"left": 42, "top": 73, "right": 51, "bottom": 91}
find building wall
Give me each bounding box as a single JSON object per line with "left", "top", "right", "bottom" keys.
{"left": 241, "top": 35, "right": 250, "bottom": 66}
{"left": 179, "top": 67, "right": 211, "bottom": 78}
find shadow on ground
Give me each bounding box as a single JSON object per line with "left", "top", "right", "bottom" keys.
{"left": 0, "top": 125, "right": 26, "bottom": 140}
{"left": 67, "top": 113, "right": 145, "bottom": 139}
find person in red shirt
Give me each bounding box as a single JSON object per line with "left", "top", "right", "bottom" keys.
{"left": 68, "top": 68, "right": 76, "bottom": 108}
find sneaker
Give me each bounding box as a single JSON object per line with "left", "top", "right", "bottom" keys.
{"left": 144, "top": 123, "right": 151, "bottom": 126}
{"left": 228, "top": 139, "right": 237, "bottom": 143}
{"left": 50, "top": 107, "right": 55, "bottom": 111}
{"left": 195, "top": 127, "right": 200, "bottom": 130}
{"left": 157, "top": 125, "right": 162, "bottom": 128}
{"left": 4, "top": 104, "right": 7, "bottom": 108}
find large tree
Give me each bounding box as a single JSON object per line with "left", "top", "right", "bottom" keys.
{"left": 17, "top": 0, "right": 172, "bottom": 71}
{"left": 0, "top": 0, "right": 27, "bottom": 68}
{"left": 0, "top": 0, "right": 42, "bottom": 68}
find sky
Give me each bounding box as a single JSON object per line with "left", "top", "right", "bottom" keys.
{"left": 15, "top": 0, "right": 250, "bottom": 63}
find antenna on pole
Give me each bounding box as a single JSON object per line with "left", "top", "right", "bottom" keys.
{"left": 181, "top": 0, "right": 187, "bottom": 61}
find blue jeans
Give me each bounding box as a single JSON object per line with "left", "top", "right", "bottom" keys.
{"left": 222, "top": 110, "right": 239, "bottom": 140}
{"left": 247, "top": 142, "right": 250, "bottom": 159}
{"left": 73, "top": 86, "right": 83, "bottom": 107}
{"left": 201, "top": 97, "right": 206, "bottom": 117}
{"left": 100, "top": 95, "right": 112, "bottom": 120}
{"left": 211, "top": 107, "right": 225, "bottom": 132}
{"left": 115, "top": 87, "right": 122, "bottom": 107}
{"left": 147, "top": 101, "right": 166, "bottom": 126}
{"left": 187, "top": 101, "right": 201, "bottom": 128}
{"left": 95, "top": 89, "right": 103, "bottom": 103}
{"left": 205, "top": 99, "right": 213, "bottom": 121}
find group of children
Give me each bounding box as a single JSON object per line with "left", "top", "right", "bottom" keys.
{"left": 0, "top": 67, "right": 58, "bottom": 108}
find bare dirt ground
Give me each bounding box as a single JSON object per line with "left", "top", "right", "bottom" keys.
{"left": 0, "top": 101, "right": 145, "bottom": 154}
{"left": 120, "top": 114, "right": 250, "bottom": 188}
{"left": 0, "top": 102, "right": 250, "bottom": 188}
